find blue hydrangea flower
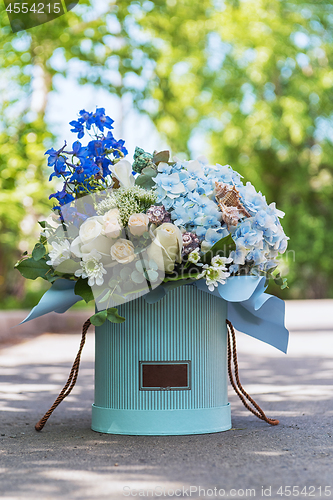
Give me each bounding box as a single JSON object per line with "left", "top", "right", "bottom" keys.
{"left": 152, "top": 155, "right": 288, "bottom": 273}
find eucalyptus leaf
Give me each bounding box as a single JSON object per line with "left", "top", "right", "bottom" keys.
{"left": 120, "top": 267, "right": 132, "bottom": 280}
{"left": 15, "top": 257, "right": 52, "bottom": 281}
{"left": 147, "top": 269, "right": 159, "bottom": 282}
{"left": 135, "top": 175, "right": 156, "bottom": 189}
{"left": 131, "top": 270, "right": 145, "bottom": 284}
{"left": 108, "top": 278, "right": 120, "bottom": 288}
{"left": 98, "top": 289, "right": 112, "bottom": 303}
{"left": 74, "top": 277, "right": 94, "bottom": 303}
{"left": 32, "top": 243, "right": 46, "bottom": 261}
{"left": 135, "top": 260, "right": 144, "bottom": 273}
{"left": 141, "top": 166, "right": 157, "bottom": 176}
{"left": 55, "top": 259, "right": 80, "bottom": 274}
{"left": 106, "top": 307, "right": 125, "bottom": 323}
{"left": 153, "top": 150, "right": 170, "bottom": 164}
{"left": 90, "top": 309, "right": 108, "bottom": 326}
{"left": 149, "top": 259, "right": 159, "bottom": 270}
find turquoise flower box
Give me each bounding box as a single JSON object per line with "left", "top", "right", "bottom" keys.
{"left": 92, "top": 286, "right": 231, "bottom": 435}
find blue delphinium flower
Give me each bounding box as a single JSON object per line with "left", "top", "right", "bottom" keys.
{"left": 69, "top": 120, "right": 85, "bottom": 139}
{"left": 48, "top": 109, "right": 127, "bottom": 208}
{"left": 49, "top": 186, "right": 75, "bottom": 206}
{"left": 104, "top": 132, "right": 128, "bottom": 157}
{"left": 93, "top": 108, "right": 114, "bottom": 133}
{"left": 45, "top": 146, "right": 67, "bottom": 179}
{"left": 69, "top": 108, "right": 114, "bottom": 139}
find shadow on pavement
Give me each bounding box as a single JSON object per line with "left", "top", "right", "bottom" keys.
{"left": 0, "top": 334, "right": 332, "bottom": 499}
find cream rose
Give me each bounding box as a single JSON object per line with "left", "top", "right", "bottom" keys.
{"left": 71, "top": 234, "right": 113, "bottom": 258}
{"left": 71, "top": 216, "right": 112, "bottom": 258}
{"left": 103, "top": 209, "right": 122, "bottom": 238}
{"left": 79, "top": 216, "right": 103, "bottom": 243}
{"left": 110, "top": 238, "right": 135, "bottom": 264}
{"left": 110, "top": 159, "right": 135, "bottom": 188}
{"left": 147, "top": 223, "right": 183, "bottom": 273}
{"left": 128, "top": 213, "right": 149, "bottom": 236}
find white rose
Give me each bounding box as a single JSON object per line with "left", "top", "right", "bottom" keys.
{"left": 147, "top": 223, "right": 183, "bottom": 273}
{"left": 110, "top": 159, "right": 135, "bottom": 188}
{"left": 110, "top": 238, "right": 135, "bottom": 264}
{"left": 128, "top": 213, "right": 149, "bottom": 236}
{"left": 71, "top": 234, "right": 113, "bottom": 258}
{"left": 103, "top": 209, "right": 122, "bottom": 238}
{"left": 79, "top": 216, "right": 103, "bottom": 243}
{"left": 71, "top": 215, "right": 114, "bottom": 258}
{"left": 103, "top": 208, "right": 120, "bottom": 223}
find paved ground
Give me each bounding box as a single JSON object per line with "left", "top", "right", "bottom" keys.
{"left": 0, "top": 301, "right": 333, "bottom": 500}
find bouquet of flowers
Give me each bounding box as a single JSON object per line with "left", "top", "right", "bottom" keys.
{"left": 15, "top": 108, "right": 288, "bottom": 326}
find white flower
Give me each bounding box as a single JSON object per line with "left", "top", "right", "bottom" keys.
{"left": 188, "top": 248, "right": 203, "bottom": 266}
{"left": 79, "top": 216, "right": 103, "bottom": 243}
{"left": 110, "top": 238, "right": 135, "bottom": 264}
{"left": 74, "top": 249, "right": 107, "bottom": 287}
{"left": 71, "top": 234, "right": 112, "bottom": 258}
{"left": 71, "top": 216, "right": 112, "bottom": 258}
{"left": 103, "top": 209, "right": 122, "bottom": 238}
{"left": 147, "top": 223, "right": 183, "bottom": 273}
{"left": 46, "top": 240, "right": 71, "bottom": 267}
{"left": 103, "top": 208, "right": 120, "bottom": 223}
{"left": 110, "top": 159, "right": 135, "bottom": 188}
{"left": 198, "top": 264, "right": 230, "bottom": 292}
{"left": 128, "top": 213, "right": 149, "bottom": 236}
{"left": 211, "top": 255, "right": 233, "bottom": 269}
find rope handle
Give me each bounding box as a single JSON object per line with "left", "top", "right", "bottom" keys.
{"left": 35, "top": 318, "right": 91, "bottom": 431}
{"left": 226, "top": 319, "right": 279, "bottom": 426}
{"left": 35, "top": 317, "right": 278, "bottom": 431}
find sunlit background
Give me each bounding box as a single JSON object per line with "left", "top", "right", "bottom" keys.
{"left": 1, "top": 0, "right": 333, "bottom": 308}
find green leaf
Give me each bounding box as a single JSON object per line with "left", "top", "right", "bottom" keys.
{"left": 201, "top": 234, "right": 236, "bottom": 264}
{"left": 55, "top": 259, "right": 80, "bottom": 274}
{"left": 98, "top": 289, "right": 112, "bottom": 303}
{"left": 135, "top": 165, "right": 158, "bottom": 189}
{"left": 147, "top": 269, "right": 159, "bottom": 282}
{"left": 32, "top": 242, "right": 46, "bottom": 261}
{"left": 38, "top": 220, "right": 53, "bottom": 230}
{"left": 153, "top": 150, "right": 170, "bottom": 164}
{"left": 281, "top": 277, "right": 288, "bottom": 290}
{"left": 107, "top": 307, "right": 125, "bottom": 323}
{"left": 74, "top": 277, "right": 94, "bottom": 303}
{"left": 15, "top": 257, "right": 53, "bottom": 280}
{"left": 135, "top": 176, "right": 155, "bottom": 189}
{"left": 90, "top": 309, "right": 108, "bottom": 326}
{"left": 131, "top": 270, "right": 145, "bottom": 284}
{"left": 141, "top": 166, "right": 157, "bottom": 176}
{"left": 273, "top": 273, "right": 283, "bottom": 286}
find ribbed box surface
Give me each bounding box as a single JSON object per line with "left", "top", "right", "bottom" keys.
{"left": 92, "top": 285, "right": 231, "bottom": 435}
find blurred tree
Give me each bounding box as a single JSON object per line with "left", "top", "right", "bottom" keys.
{"left": 131, "top": 0, "right": 333, "bottom": 298}
{"left": 0, "top": 0, "right": 158, "bottom": 306}
{"left": 1, "top": 0, "right": 333, "bottom": 304}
